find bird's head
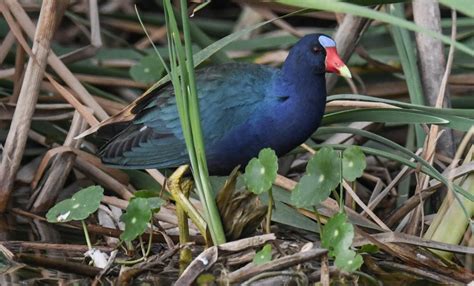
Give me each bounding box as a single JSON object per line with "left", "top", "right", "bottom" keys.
{"left": 288, "top": 33, "right": 352, "bottom": 78}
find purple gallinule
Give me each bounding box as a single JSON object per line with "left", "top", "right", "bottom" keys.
{"left": 97, "top": 34, "right": 351, "bottom": 175}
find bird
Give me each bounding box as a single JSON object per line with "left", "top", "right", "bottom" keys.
{"left": 95, "top": 33, "right": 351, "bottom": 175}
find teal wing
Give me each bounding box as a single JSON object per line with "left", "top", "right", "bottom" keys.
{"left": 99, "top": 63, "right": 277, "bottom": 169}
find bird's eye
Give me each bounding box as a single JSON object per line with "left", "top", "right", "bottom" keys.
{"left": 312, "top": 46, "right": 322, "bottom": 53}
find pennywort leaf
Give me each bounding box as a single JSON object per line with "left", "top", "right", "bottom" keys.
{"left": 130, "top": 54, "right": 165, "bottom": 84}
{"left": 46, "top": 185, "right": 104, "bottom": 223}
{"left": 253, "top": 244, "right": 272, "bottom": 265}
{"left": 120, "top": 197, "right": 152, "bottom": 242}
{"left": 291, "top": 147, "right": 340, "bottom": 208}
{"left": 244, "top": 148, "right": 278, "bottom": 194}
{"left": 342, "top": 146, "right": 366, "bottom": 181}
{"left": 321, "top": 213, "right": 363, "bottom": 272}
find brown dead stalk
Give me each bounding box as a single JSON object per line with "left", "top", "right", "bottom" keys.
{"left": 0, "top": 0, "right": 68, "bottom": 212}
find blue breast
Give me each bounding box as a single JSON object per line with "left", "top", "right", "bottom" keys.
{"left": 204, "top": 68, "right": 327, "bottom": 175}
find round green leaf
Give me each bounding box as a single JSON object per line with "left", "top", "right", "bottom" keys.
{"left": 342, "top": 146, "right": 366, "bottom": 181}
{"left": 334, "top": 249, "right": 363, "bottom": 273}
{"left": 120, "top": 197, "right": 152, "bottom": 242}
{"left": 46, "top": 200, "right": 74, "bottom": 222}
{"left": 129, "top": 54, "right": 165, "bottom": 84}
{"left": 252, "top": 244, "right": 272, "bottom": 265}
{"left": 290, "top": 173, "right": 332, "bottom": 208}
{"left": 244, "top": 159, "right": 269, "bottom": 194}
{"left": 358, "top": 244, "right": 379, "bottom": 254}
{"left": 146, "top": 197, "right": 165, "bottom": 212}
{"left": 244, "top": 148, "right": 278, "bottom": 194}
{"left": 258, "top": 148, "right": 278, "bottom": 183}
{"left": 46, "top": 186, "right": 104, "bottom": 223}
{"left": 321, "top": 213, "right": 354, "bottom": 257}
{"left": 291, "top": 147, "right": 340, "bottom": 208}
{"left": 133, "top": 190, "right": 165, "bottom": 212}
{"left": 306, "top": 147, "right": 341, "bottom": 190}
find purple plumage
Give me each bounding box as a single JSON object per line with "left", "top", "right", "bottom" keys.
{"left": 98, "top": 34, "right": 351, "bottom": 175}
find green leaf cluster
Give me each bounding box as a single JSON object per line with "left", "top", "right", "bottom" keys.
{"left": 291, "top": 146, "right": 366, "bottom": 208}
{"left": 321, "top": 213, "right": 363, "bottom": 272}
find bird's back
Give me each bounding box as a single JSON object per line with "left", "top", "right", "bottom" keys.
{"left": 99, "top": 63, "right": 279, "bottom": 173}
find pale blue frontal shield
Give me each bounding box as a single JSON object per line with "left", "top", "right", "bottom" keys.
{"left": 318, "top": 35, "right": 336, "bottom": 48}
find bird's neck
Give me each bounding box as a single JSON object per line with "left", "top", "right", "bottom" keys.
{"left": 279, "top": 61, "right": 327, "bottom": 103}
{"left": 264, "top": 63, "right": 327, "bottom": 157}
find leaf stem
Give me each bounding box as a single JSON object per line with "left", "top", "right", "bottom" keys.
{"left": 265, "top": 188, "right": 274, "bottom": 233}
{"left": 139, "top": 235, "right": 146, "bottom": 258}
{"left": 81, "top": 220, "right": 92, "bottom": 250}
{"left": 145, "top": 229, "right": 153, "bottom": 257}
{"left": 339, "top": 150, "right": 344, "bottom": 212}
{"left": 313, "top": 207, "right": 324, "bottom": 236}
{"left": 332, "top": 190, "right": 341, "bottom": 209}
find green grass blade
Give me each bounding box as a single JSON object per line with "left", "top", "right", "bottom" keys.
{"left": 326, "top": 96, "right": 474, "bottom": 131}
{"left": 162, "top": 0, "right": 225, "bottom": 244}
{"left": 388, "top": 3, "right": 425, "bottom": 146}
{"left": 322, "top": 109, "right": 449, "bottom": 125}
{"left": 328, "top": 94, "right": 474, "bottom": 118}
{"left": 172, "top": 5, "right": 230, "bottom": 64}
{"left": 179, "top": 0, "right": 226, "bottom": 244}
{"left": 343, "top": 0, "right": 409, "bottom": 4}
{"left": 274, "top": 0, "right": 474, "bottom": 56}
{"left": 143, "top": 9, "right": 304, "bottom": 96}
{"left": 439, "top": 0, "right": 474, "bottom": 17}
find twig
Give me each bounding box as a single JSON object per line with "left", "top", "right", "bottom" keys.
{"left": 364, "top": 149, "right": 422, "bottom": 214}
{"left": 218, "top": 233, "right": 276, "bottom": 252}
{"left": 29, "top": 111, "right": 87, "bottom": 213}
{"left": 378, "top": 261, "right": 463, "bottom": 284}
{"left": 6, "top": 0, "right": 109, "bottom": 120}
{"left": 253, "top": 7, "right": 304, "bottom": 37}
{"left": 11, "top": 34, "right": 26, "bottom": 103}
{"left": 408, "top": 8, "right": 458, "bottom": 235}
{"left": 16, "top": 253, "right": 101, "bottom": 277}
{"left": 175, "top": 245, "right": 218, "bottom": 285}
{"left": 242, "top": 271, "right": 308, "bottom": 285}
{"left": 225, "top": 247, "right": 327, "bottom": 284}
{"left": 0, "top": 0, "right": 68, "bottom": 212}
{"left": 74, "top": 156, "right": 134, "bottom": 200}
{"left": 0, "top": 31, "right": 15, "bottom": 64}
{"left": 353, "top": 232, "right": 474, "bottom": 255}
{"left": 342, "top": 181, "right": 390, "bottom": 231}
{"left": 326, "top": 100, "right": 399, "bottom": 109}
{"left": 45, "top": 73, "right": 99, "bottom": 126}
{"left": 1, "top": 241, "right": 112, "bottom": 253}
{"left": 117, "top": 245, "right": 181, "bottom": 285}
{"left": 385, "top": 188, "right": 437, "bottom": 228}
{"left": 413, "top": 0, "right": 455, "bottom": 158}
{"left": 274, "top": 174, "right": 381, "bottom": 230}
{"left": 89, "top": 0, "right": 102, "bottom": 47}
{"left": 320, "top": 254, "right": 330, "bottom": 286}
{"left": 11, "top": 207, "right": 196, "bottom": 245}
{"left": 146, "top": 169, "right": 166, "bottom": 186}
{"left": 92, "top": 250, "right": 118, "bottom": 286}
